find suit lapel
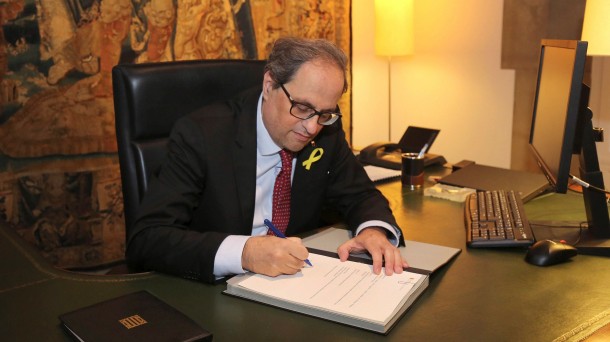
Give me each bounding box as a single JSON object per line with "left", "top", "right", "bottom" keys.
{"left": 289, "top": 140, "right": 328, "bottom": 234}
{"left": 288, "top": 122, "right": 341, "bottom": 235}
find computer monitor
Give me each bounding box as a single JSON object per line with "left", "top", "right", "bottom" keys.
{"left": 528, "top": 39, "right": 610, "bottom": 256}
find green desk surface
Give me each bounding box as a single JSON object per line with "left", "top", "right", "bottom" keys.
{"left": 2, "top": 166, "right": 610, "bottom": 341}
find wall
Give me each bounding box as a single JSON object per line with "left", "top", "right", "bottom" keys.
{"left": 502, "top": 0, "right": 586, "bottom": 173}
{"left": 352, "top": 0, "right": 515, "bottom": 168}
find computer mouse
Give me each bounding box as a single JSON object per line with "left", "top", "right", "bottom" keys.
{"left": 524, "top": 240, "right": 578, "bottom": 266}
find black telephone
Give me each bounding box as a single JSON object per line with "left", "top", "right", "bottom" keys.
{"left": 357, "top": 126, "right": 446, "bottom": 170}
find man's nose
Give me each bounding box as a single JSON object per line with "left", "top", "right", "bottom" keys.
{"left": 302, "top": 115, "right": 322, "bottom": 134}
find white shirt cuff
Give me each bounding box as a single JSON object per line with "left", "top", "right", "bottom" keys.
{"left": 355, "top": 220, "right": 401, "bottom": 246}
{"left": 213, "top": 235, "right": 251, "bottom": 277}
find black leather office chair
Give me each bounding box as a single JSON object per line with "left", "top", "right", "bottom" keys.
{"left": 112, "top": 59, "right": 266, "bottom": 235}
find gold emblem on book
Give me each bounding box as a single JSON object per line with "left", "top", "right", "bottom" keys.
{"left": 119, "top": 314, "right": 148, "bottom": 329}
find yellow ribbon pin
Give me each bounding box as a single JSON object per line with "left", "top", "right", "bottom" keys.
{"left": 302, "top": 148, "right": 324, "bottom": 170}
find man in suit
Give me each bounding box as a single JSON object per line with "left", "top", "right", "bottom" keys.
{"left": 127, "top": 37, "right": 408, "bottom": 284}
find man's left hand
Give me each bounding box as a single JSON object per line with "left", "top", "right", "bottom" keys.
{"left": 337, "top": 227, "right": 408, "bottom": 275}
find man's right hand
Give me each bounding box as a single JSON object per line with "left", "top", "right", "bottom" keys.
{"left": 241, "top": 236, "right": 309, "bottom": 277}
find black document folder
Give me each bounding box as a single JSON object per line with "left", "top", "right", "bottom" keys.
{"left": 438, "top": 164, "right": 550, "bottom": 202}
{"left": 59, "top": 291, "right": 212, "bottom": 342}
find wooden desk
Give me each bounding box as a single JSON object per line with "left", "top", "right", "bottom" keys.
{"left": 2, "top": 166, "right": 610, "bottom": 341}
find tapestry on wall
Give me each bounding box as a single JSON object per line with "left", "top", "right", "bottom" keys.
{"left": 0, "top": 0, "right": 351, "bottom": 270}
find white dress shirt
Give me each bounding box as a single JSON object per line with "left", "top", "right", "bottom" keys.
{"left": 213, "top": 94, "right": 399, "bottom": 277}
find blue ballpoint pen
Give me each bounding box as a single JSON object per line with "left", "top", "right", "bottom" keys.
{"left": 264, "top": 219, "right": 313, "bottom": 267}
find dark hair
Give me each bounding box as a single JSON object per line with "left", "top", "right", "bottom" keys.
{"left": 264, "top": 37, "right": 348, "bottom": 92}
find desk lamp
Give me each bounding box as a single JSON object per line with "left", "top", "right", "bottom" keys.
{"left": 374, "top": 0, "right": 414, "bottom": 141}
{"left": 581, "top": 0, "right": 610, "bottom": 165}
{"left": 581, "top": 0, "right": 610, "bottom": 56}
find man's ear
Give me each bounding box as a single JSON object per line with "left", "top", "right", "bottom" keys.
{"left": 262, "top": 71, "right": 274, "bottom": 99}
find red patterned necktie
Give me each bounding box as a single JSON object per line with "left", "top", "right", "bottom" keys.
{"left": 268, "top": 149, "right": 294, "bottom": 236}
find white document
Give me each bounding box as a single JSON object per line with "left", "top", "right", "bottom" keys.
{"left": 363, "top": 165, "right": 401, "bottom": 182}
{"left": 234, "top": 253, "right": 423, "bottom": 324}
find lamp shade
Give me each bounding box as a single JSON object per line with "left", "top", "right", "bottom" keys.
{"left": 581, "top": 0, "right": 610, "bottom": 56}
{"left": 375, "top": 0, "right": 414, "bottom": 56}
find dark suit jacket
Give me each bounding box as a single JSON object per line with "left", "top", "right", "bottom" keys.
{"left": 126, "top": 87, "right": 402, "bottom": 283}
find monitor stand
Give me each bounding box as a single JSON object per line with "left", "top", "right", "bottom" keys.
{"left": 564, "top": 100, "right": 610, "bottom": 256}
{"left": 575, "top": 231, "right": 610, "bottom": 256}
{"left": 533, "top": 93, "right": 610, "bottom": 257}
{"left": 531, "top": 222, "right": 610, "bottom": 257}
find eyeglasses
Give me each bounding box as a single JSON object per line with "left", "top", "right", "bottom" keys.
{"left": 279, "top": 84, "right": 342, "bottom": 126}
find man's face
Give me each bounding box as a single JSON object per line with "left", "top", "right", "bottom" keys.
{"left": 261, "top": 59, "right": 344, "bottom": 152}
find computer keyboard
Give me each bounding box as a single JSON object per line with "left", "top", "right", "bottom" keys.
{"left": 464, "top": 190, "right": 535, "bottom": 248}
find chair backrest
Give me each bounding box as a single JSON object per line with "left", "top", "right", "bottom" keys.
{"left": 112, "top": 59, "right": 266, "bottom": 233}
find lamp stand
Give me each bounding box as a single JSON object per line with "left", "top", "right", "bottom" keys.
{"left": 387, "top": 56, "right": 393, "bottom": 141}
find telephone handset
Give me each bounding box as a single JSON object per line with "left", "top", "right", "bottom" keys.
{"left": 358, "top": 142, "right": 406, "bottom": 170}
{"left": 361, "top": 142, "right": 401, "bottom": 153}
{"left": 357, "top": 126, "right": 446, "bottom": 170}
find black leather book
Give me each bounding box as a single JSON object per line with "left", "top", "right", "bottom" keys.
{"left": 59, "top": 291, "right": 212, "bottom": 342}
